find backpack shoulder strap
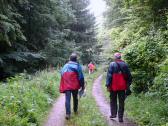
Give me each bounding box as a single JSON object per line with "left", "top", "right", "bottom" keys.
{"left": 115, "top": 62, "right": 128, "bottom": 81}
{"left": 115, "top": 62, "right": 122, "bottom": 72}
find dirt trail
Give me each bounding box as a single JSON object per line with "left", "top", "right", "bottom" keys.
{"left": 92, "top": 75, "right": 137, "bottom": 126}
{"left": 44, "top": 94, "right": 65, "bottom": 126}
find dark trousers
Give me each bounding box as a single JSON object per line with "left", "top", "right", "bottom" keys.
{"left": 110, "top": 90, "right": 125, "bottom": 119}
{"left": 65, "top": 90, "right": 78, "bottom": 115}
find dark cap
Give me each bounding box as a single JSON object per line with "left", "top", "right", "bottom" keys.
{"left": 70, "top": 53, "right": 77, "bottom": 62}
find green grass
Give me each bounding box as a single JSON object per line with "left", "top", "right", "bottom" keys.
{"left": 0, "top": 70, "right": 60, "bottom": 126}
{"left": 101, "top": 74, "right": 110, "bottom": 103}
{"left": 66, "top": 72, "right": 107, "bottom": 126}
{"left": 126, "top": 95, "right": 168, "bottom": 126}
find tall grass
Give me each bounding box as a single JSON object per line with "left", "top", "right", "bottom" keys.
{"left": 126, "top": 95, "right": 168, "bottom": 126}
{"left": 0, "top": 70, "right": 60, "bottom": 126}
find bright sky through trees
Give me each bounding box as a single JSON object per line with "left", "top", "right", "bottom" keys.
{"left": 89, "top": 0, "right": 106, "bottom": 26}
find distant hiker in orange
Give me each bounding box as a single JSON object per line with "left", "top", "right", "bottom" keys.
{"left": 106, "top": 53, "right": 132, "bottom": 123}
{"left": 59, "top": 53, "right": 85, "bottom": 120}
{"left": 88, "top": 62, "right": 95, "bottom": 74}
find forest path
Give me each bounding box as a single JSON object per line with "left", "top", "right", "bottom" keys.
{"left": 92, "top": 75, "right": 137, "bottom": 126}
{"left": 44, "top": 95, "right": 65, "bottom": 126}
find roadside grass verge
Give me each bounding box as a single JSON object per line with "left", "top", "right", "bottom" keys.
{"left": 101, "top": 74, "right": 110, "bottom": 103}
{"left": 0, "top": 70, "right": 60, "bottom": 126}
{"left": 66, "top": 73, "right": 107, "bottom": 126}
{"left": 125, "top": 95, "right": 168, "bottom": 126}
{"left": 101, "top": 72, "right": 168, "bottom": 126}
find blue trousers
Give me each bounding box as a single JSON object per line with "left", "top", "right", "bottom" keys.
{"left": 65, "top": 90, "right": 78, "bottom": 115}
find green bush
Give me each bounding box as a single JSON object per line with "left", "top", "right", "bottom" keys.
{"left": 124, "top": 38, "right": 166, "bottom": 93}
{"left": 0, "top": 70, "right": 60, "bottom": 126}
{"left": 124, "top": 38, "right": 165, "bottom": 71}
{"left": 131, "top": 71, "right": 150, "bottom": 93}
{"left": 149, "top": 58, "right": 168, "bottom": 101}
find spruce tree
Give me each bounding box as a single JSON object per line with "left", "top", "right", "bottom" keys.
{"left": 69, "top": 0, "right": 98, "bottom": 64}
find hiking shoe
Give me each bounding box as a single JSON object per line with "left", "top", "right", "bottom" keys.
{"left": 118, "top": 118, "right": 123, "bottom": 123}
{"left": 110, "top": 115, "right": 116, "bottom": 119}
{"left": 65, "top": 114, "right": 70, "bottom": 120}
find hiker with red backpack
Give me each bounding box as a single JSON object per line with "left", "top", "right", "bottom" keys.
{"left": 106, "top": 53, "right": 132, "bottom": 123}
{"left": 59, "top": 53, "right": 85, "bottom": 120}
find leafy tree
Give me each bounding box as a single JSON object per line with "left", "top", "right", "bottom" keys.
{"left": 103, "top": 0, "right": 168, "bottom": 93}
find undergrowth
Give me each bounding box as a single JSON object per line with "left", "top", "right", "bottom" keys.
{"left": 126, "top": 95, "right": 168, "bottom": 126}
{"left": 0, "top": 70, "right": 60, "bottom": 126}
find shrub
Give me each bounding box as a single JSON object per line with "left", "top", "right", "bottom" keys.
{"left": 124, "top": 38, "right": 166, "bottom": 93}
{"left": 149, "top": 58, "right": 168, "bottom": 101}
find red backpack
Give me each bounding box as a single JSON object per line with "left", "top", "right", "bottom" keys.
{"left": 110, "top": 62, "right": 127, "bottom": 91}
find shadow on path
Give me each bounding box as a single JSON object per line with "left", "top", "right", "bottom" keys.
{"left": 92, "top": 75, "right": 137, "bottom": 126}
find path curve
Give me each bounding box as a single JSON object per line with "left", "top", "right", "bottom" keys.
{"left": 44, "top": 94, "right": 65, "bottom": 126}
{"left": 92, "top": 75, "right": 137, "bottom": 126}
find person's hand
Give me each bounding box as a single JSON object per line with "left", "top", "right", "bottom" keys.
{"left": 107, "top": 87, "right": 110, "bottom": 92}
{"left": 81, "top": 86, "right": 85, "bottom": 90}
{"left": 125, "top": 88, "right": 132, "bottom": 96}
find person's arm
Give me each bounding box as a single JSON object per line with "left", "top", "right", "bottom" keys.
{"left": 125, "top": 64, "right": 132, "bottom": 87}
{"left": 124, "top": 64, "right": 132, "bottom": 96}
{"left": 106, "top": 63, "right": 113, "bottom": 87}
{"left": 78, "top": 64, "right": 85, "bottom": 89}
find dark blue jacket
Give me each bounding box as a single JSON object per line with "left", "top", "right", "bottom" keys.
{"left": 106, "top": 60, "right": 132, "bottom": 88}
